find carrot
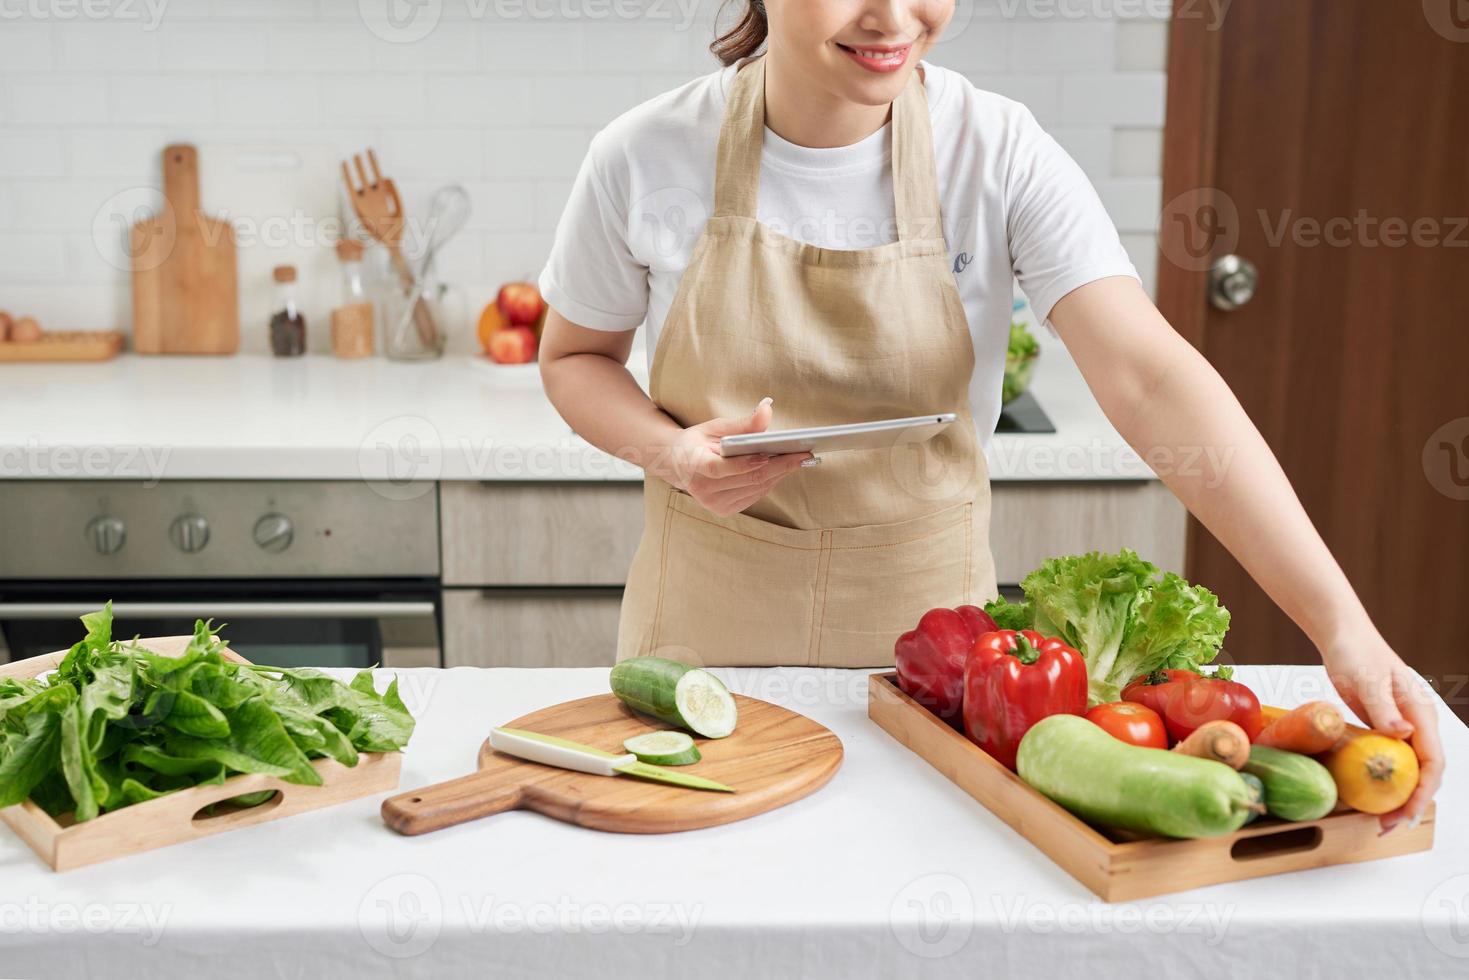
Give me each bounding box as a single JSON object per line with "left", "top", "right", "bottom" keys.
{"left": 1171, "top": 719, "right": 1250, "bottom": 769}
{"left": 1255, "top": 700, "right": 1345, "bottom": 754}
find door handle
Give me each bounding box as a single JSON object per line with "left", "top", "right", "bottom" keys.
{"left": 1209, "top": 255, "right": 1259, "bottom": 311}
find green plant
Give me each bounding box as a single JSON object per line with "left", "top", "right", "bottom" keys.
{"left": 0, "top": 604, "right": 415, "bottom": 822}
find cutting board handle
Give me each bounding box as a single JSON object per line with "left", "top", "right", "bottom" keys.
{"left": 381, "top": 770, "right": 526, "bottom": 836}
{"left": 162, "top": 144, "right": 201, "bottom": 219}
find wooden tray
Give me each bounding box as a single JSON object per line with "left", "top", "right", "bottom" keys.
{"left": 382, "top": 692, "right": 843, "bottom": 835}
{"left": 868, "top": 672, "right": 1434, "bottom": 902}
{"left": 0, "top": 331, "right": 125, "bottom": 362}
{"left": 0, "top": 636, "right": 402, "bottom": 872}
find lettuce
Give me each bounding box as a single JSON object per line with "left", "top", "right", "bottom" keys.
{"left": 983, "top": 596, "right": 1033, "bottom": 631}
{"left": 1019, "top": 550, "right": 1230, "bottom": 705}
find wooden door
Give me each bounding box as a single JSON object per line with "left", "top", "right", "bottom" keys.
{"left": 1157, "top": 2, "right": 1469, "bottom": 717}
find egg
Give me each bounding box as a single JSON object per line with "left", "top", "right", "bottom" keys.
{"left": 10, "top": 316, "right": 43, "bottom": 343}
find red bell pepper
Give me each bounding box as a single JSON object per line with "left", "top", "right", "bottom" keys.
{"left": 1121, "top": 666, "right": 1263, "bottom": 743}
{"left": 894, "top": 605, "right": 997, "bottom": 724}
{"left": 963, "top": 629, "right": 1088, "bottom": 771}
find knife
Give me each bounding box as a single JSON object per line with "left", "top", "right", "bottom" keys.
{"left": 489, "top": 727, "right": 735, "bottom": 793}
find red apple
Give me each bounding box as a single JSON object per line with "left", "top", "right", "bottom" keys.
{"left": 496, "top": 281, "right": 545, "bottom": 327}
{"left": 488, "top": 325, "right": 538, "bottom": 365}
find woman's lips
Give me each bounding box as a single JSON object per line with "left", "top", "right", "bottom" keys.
{"left": 836, "top": 42, "right": 912, "bottom": 74}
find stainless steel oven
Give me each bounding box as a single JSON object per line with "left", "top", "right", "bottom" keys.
{"left": 0, "top": 481, "right": 441, "bottom": 669}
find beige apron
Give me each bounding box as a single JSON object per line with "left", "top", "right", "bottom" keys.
{"left": 617, "top": 56, "right": 997, "bottom": 668}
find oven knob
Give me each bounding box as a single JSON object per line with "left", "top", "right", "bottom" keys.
{"left": 253, "top": 513, "right": 294, "bottom": 553}
{"left": 169, "top": 514, "right": 210, "bottom": 553}
{"left": 85, "top": 516, "right": 127, "bottom": 555}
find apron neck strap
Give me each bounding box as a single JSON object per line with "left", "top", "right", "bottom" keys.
{"left": 712, "top": 55, "right": 944, "bottom": 242}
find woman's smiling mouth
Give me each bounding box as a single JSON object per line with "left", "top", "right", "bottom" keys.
{"left": 835, "top": 42, "right": 913, "bottom": 73}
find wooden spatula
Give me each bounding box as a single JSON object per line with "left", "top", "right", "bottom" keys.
{"left": 131, "top": 145, "right": 239, "bottom": 354}
{"left": 341, "top": 148, "right": 439, "bottom": 347}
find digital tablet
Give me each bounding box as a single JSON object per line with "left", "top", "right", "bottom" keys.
{"left": 719, "top": 413, "right": 958, "bottom": 458}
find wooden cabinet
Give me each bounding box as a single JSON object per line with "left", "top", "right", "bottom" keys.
{"left": 436, "top": 478, "right": 1186, "bottom": 667}
{"left": 442, "top": 589, "right": 622, "bottom": 668}
{"left": 990, "top": 481, "right": 1187, "bottom": 581}
{"left": 440, "top": 482, "right": 642, "bottom": 587}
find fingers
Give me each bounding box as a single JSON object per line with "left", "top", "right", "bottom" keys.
{"left": 1346, "top": 668, "right": 1414, "bottom": 739}
{"left": 705, "top": 465, "right": 800, "bottom": 516}
{"left": 698, "top": 397, "right": 774, "bottom": 438}
{"left": 1380, "top": 678, "right": 1444, "bottom": 832}
{"left": 697, "top": 452, "right": 774, "bottom": 481}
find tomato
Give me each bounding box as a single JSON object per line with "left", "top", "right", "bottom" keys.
{"left": 1122, "top": 667, "right": 1263, "bottom": 742}
{"left": 1084, "top": 701, "right": 1168, "bottom": 749}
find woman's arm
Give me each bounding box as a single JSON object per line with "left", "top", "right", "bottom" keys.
{"left": 1050, "top": 276, "right": 1442, "bottom": 830}
{"left": 538, "top": 308, "right": 811, "bottom": 516}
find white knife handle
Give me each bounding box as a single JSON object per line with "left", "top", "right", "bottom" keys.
{"left": 489, "top": 728, "right": 636, "bottom": 776}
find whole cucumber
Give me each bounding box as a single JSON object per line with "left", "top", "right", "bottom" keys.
{"left": 1017, "top": 714, "right": 1257, "bottom": 838}
{"left": 1242, "top": 745, "right": 1338, "bottom": 822}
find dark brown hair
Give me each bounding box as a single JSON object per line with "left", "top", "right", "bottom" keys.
{"left": 711, "top": 0, "right": 768, "bottom": 66}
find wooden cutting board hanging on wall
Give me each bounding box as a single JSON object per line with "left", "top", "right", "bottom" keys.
{"left": 130, "top": 144, "right": 239, "bottom": 354}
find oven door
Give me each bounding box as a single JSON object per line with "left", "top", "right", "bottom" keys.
{"left": 0, "top": 584, "right": 440, "bottom": 670}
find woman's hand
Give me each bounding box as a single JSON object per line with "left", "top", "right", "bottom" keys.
{"left": 655, "top": 397, "right": 813, "bottom": 517}
{"left": 1322, "top": 630, "right": 1444, "bottom": 833}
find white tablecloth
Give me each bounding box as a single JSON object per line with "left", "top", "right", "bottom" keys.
{"left": 1, "top": 665, "right": 1464, "bottom": 979}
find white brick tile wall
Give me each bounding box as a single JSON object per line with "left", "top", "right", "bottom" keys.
{"left": 1060, "top": 72, "right": 1167, "bottom": 126}
{"left": 0, "top": 5, "right": 1168, "bottom": 339}
{"left": 1112, "top": 127, "right": 1165, "bottom": 178}
{"left": 0, "top": 24, "right": 55, "bottom": 72}
{"left": 55, "top": 22, "right": 161, "bottom": 72}
{"left": 109, "top": 74, "right": 217, "bottom": 126}
{"left": 0, "top": 234, "right": 67, "bottom": 283}
{"left": 1116, "top": 20, "right": 1171, "bottom": 72}
{"left": 8, "top": 76, "right": 109, "bottom": 125}
{"left": 0, "top": 132, "right": 64, "bottom": 177}
{"left": 158, "top": 24, "right": 271, "bottom": 71}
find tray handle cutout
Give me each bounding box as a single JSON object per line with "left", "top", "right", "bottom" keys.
{"left": 1230, "top": 825, "right": 1324, "bottom": 862}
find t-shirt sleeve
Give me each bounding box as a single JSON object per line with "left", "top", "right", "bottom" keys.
{"left": 538, "top": 132, "right": 649, "bottom": 332}
{"left": 1004, "top": 107, "right": 1139, "bottom": 325}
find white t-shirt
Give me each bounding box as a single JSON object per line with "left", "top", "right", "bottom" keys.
{"left": 539, "top": 58, "right": 1138, "bottom": 442}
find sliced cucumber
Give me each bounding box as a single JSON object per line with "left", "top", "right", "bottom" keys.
{"left": 610, "top": 657, "right": 739, "bottom": 739}
{"left": 623, "top": 731, "right": 702, "bottom": 766}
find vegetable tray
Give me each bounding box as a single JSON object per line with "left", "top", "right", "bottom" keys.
{"left": 0, "top": 637, "right": 402, "bottom": 872}
{"left": 868, "top": 672, "right": 1435, "bottom": 902}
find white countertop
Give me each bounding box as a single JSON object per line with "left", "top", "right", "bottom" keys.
{"left": 1, "top": 664, "right": 1463, "bottom": 980}
{"left": 0, "top": 338, "right": 1155, "bottom": 482}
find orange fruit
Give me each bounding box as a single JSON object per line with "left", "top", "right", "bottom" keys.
{"left": 477, "top": 301, "right": 510, "bottom": 354}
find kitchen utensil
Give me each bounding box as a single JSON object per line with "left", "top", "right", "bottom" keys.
{"left": 199, "top": 144, "right": 340, "bottom": 355}
{"left": 0, "top": 637, "right": 402, "bottom": 873}
{"left": 0, "top": 330, "right": 124, "bottom": 363}
{"left": 868, "top": 672, "right": 1435, "bottom": 903}
{"left": 488, "top": 727, "right": 733, "bottom": 792}
{"left": 381, "top": 692, "right": 843, "bottom": 835}
{"left": 131, "top": 144, "right": 240, "bottom": 354}
{"left": 388, "top": 183, "right": 469, "bottom": 355}
{"left": 340, "top": 148, "right": 438, "bottom": 347}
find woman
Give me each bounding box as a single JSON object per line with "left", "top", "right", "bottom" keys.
{"left": 538, "top": 0, "right": 1440, "bottom": 829}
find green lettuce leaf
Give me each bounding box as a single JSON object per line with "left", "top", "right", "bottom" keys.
{"left": 1023, "top": 550, "right": 1159, "bottom": 704}
{"left": 983, "top": 597, "right": 1033, "bottom": 631}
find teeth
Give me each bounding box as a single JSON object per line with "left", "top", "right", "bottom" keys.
{"left": 852, "top": 47, "right": 905, "bottom": 60}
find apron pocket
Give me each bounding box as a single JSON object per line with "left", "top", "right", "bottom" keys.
{"left": 814, "top": 501, "right": 974, "bottom": 668}
{"left": 650, "top": 493, "right": 824, "bottom": 667}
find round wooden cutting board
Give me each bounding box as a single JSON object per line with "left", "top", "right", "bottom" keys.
{"left": 381, "top": 694, "right": 844, "bottom": 835}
